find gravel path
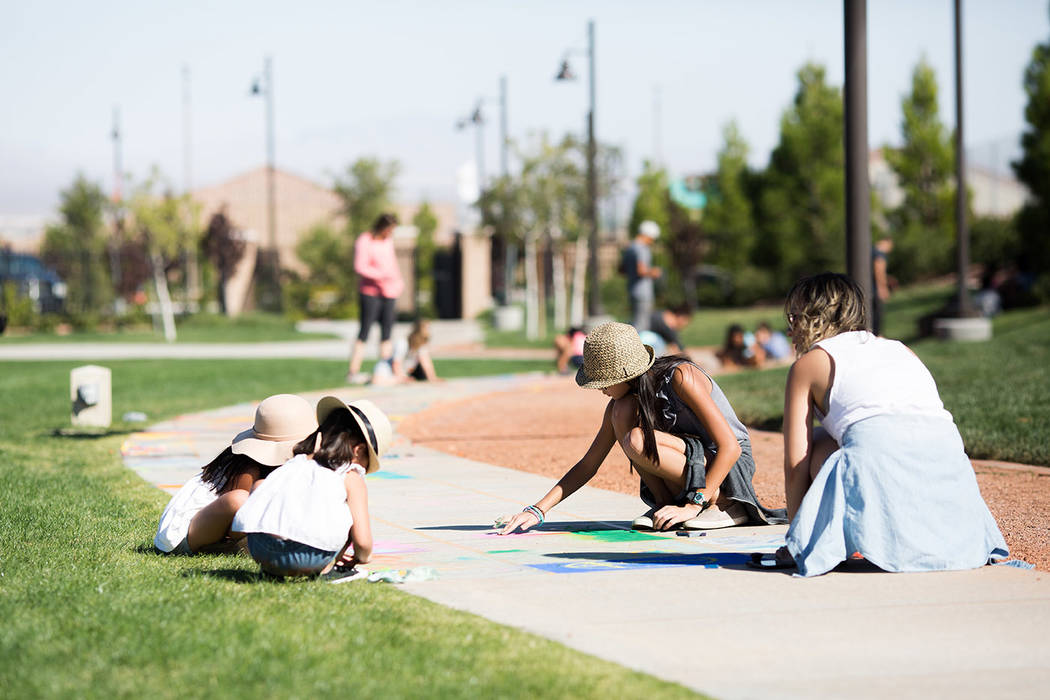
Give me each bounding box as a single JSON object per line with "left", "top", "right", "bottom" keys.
{"left": 399, "top": 375, "right": 1050, "bottom": 571}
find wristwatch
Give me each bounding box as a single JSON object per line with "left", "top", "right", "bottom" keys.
{"left": 686, "top": 490, "right": 707, "bottom": 510}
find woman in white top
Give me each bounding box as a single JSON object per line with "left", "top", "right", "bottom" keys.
{"left": 752, "top": 273, "right": 1007, "bottom": 575}
{"left": 232, "top": 397, "right": 392, "bottom": 579}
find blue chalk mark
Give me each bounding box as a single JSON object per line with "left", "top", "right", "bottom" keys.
{"left": 367, "top": 471, "right": 412, "bottom": 480}
{"left": 528, "top": 552, "right": 751, "bottom": 573}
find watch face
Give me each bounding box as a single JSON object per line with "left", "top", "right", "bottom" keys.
{"left": 690, "top": 491, "right": 704, "bottom": 505}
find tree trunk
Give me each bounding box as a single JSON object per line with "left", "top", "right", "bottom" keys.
{"left": 524, "top": 231, "right": 539, "bottom": 340}
{"left": 570, "top": 235, "right": 588, "bottom": 325}
{"left": 149, "top": 247, "right": 177, "bottom": 342}
{"left": 551, "top": 236, "right": 567, "bottom": 332}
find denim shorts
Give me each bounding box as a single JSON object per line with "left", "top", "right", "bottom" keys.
{"left": 245, "top": 533, "right": 338, "bottom": 577}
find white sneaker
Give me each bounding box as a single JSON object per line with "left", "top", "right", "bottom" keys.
{"left": 630, "top": 509, "right": 656, "bottom": 530}
{"left": 683, "top": 502, "right": 749, "bottom": 530}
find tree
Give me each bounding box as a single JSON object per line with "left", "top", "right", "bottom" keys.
{"left": 758, "top": 63, "right": 845, "bottom": 288}
{"left": 40, "top": 175, "right": 112, "bottom": 316}
{"left": 127, "top": 170, "right": 198, "bottom": 340}
{"left": 1012, "top": 9, "right": 1050, "bottom": 294}
{"left": 703, "top": 121, "right": 756, "bottom": 273}
{"left": 412, "top": 202, "right": 439, "bottom": 317}
{"left": 201, "top": 206, "right": 245, "bottom": 314}
{"left": 884, "top": 58, "right": 956, "bottom": 283}
{"left": 334, "top": 158, "right": 400, "bottom": 238}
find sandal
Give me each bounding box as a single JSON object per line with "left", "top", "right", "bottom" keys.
{"left": 747, "top": 546, "right": 796, "bottom": 570}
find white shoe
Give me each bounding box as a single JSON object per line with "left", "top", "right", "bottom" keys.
{"left": 683, "top": 502, "right": 749, "bottom": 530}
{"left": 631, "top": 509, "right": 656, "bottom": 531}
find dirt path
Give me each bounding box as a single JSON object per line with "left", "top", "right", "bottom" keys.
{"left": 399, "top": 376, "right": 1050, "bottom": 571}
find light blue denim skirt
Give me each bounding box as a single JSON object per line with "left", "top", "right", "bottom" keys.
{"left": 246, "top": 533, "right": 339, "bottom": 578}
{"left": 785, "top": 414, "right": 1008, "bottom": 577}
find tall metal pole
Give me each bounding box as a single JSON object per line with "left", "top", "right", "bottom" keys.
{"left": 111, "top": 107, "right": 123, "bottom": 204}
{"left": 264, "top": 55, "right": 277, "bottom": 260}
{"left": 844, "top": 0, "right": 873, "bottom": 324}
{"left": 499, "top": 75, "right": 509, "bottom": 178}
{"left": 586, "top": 18, "right": 601, "bottom": 316}
{"left": 182, "top": 65, "right": 192, "bottom": 194}
{"left": 653, "top": 84, "right": 663, "bottom": 167}
{"left": 952, "top": 0, "right": 974, "bottom": 315}
{"left": 474, "top": 102, "right": 486, "bottom": 189}
{"left": 109, "top": 106, "right": 123, "bottom": 293}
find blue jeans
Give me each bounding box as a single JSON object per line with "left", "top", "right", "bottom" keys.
{"left": 246, "top": 533, "right": 338, "bottom": 577}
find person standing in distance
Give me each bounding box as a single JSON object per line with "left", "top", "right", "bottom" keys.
{"left": 624, "top": 220, "right": 662, "bottom": 332}
{"left": 347, "top": 213, "right": 403, "bottom": 384}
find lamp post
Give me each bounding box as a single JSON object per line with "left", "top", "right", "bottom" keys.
{"left": 456, "top": 101, "right": 486, "bottom": 189}
{"left": 951, "top": 0, "right": 975, "bottom": 318}
{"left": 555, "top": 19, "right": 600, "bottom": 316}
{"left": 250, "top": 55, "right": 280, "bottom": 310}
{"left": 843, "top": 0, "right": 873, "bottom": 326}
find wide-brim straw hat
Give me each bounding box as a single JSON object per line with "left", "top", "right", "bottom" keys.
{"left": 231, "top": 394, "right": 318, "bottom": 466}
{"left": 315, "top": 396, "right": 392, "bottom": 474}
{"left": 575, "top": 322, "right": 656, "bottom": 389}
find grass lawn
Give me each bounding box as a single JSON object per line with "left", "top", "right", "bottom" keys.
{"left": 717, "top": 304, "right": 1050, "bottom": 466}
{"left": 0, "top": 312, "right": 339, "bottom": 344}
{"left": 0, "top": 358, "right": 696, "bottom": 699}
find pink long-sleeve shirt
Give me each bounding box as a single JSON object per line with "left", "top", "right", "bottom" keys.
{"left": 354, "top": 231, "right": 403, "bottom": 299}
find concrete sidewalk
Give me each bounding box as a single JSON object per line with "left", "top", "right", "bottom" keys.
{"left": 123, "top": 375, "right": 1050, "bottom": 700}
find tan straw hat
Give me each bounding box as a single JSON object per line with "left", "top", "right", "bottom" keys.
{"left": 575, "top": 322, "right": 656, "bottom": 389}
{"left": 231, "top": 394, "right": 318, "bottom": 466}
{"left": 315, "top": 396, "right": 392, "bottom": 474}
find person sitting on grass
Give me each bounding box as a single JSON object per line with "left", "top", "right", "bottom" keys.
{"left": 153, "top": 394, "right": 318, "bottom": 556}
{"left": 498, "top": 322, "right": 786, "bottom": 534}
{"left": 554, "top": 325, "right": 587, "bottom": 375}
{"left": 232, "top": 397, "right": 391, "bottom": 580}
{"left": 750, "top": 272, "right": 1008, "bottom": 575}
{"left": 638, "top": 303, "right": 693, "bottom": 356}
{"left": 371, "top": 318, "right": 442, "bottom": 385}
{"left": 715, "top": 323, "right": 758, "bottom": 370}
{"left": 753, "top": 321, "right": 792, "bottom": 363}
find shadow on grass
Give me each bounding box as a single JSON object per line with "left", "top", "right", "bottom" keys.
{"left": 181, "top": 568, "right": 267, "bottom": 584}
{"left": 51, "top": 426, "right": 136, "bottom": 439}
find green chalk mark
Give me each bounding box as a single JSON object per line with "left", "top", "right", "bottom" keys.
{"left": 487, "top": 549, "right": 527, "bottom": 554}
{"left": 571, "top": 529, "right": 663, "bottom": 543}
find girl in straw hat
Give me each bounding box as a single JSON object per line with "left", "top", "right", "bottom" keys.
{"left": 232, "top": 397, "right": 392, "bottom": 579}
{"left": 154, "top": 394, "right": 318, "bottom": 555}
{"left": 500, "top": 322, "right": 785, "bottom": 534}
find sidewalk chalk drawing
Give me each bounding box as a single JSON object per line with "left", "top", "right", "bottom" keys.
{"left": 529, "top": 551, "right": 752, "bottom": 573}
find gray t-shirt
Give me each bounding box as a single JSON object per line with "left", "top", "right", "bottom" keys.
{"left": 626, "top": 241, "right": 653, "bottom": 300}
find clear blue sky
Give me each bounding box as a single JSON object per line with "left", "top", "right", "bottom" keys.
{"left": 1, "top": 0, "right": 1047, "bottom": 216}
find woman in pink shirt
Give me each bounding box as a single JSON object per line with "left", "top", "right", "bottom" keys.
{"left": 348, "top": 213, "right": 403, "bottom": 383}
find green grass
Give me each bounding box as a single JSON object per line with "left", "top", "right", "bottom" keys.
{"left": 0, "top": 359, "right": 696, "bottom": 699}
{"left": 0, "top": 312, "right": 338, "bottom": 344}
{"left": 716, "top": 304, "right": 1050, "bottom": 466}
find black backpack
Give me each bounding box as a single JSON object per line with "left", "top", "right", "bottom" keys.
{"left": 618, "top": 246, "right": 635, "bottom": 276}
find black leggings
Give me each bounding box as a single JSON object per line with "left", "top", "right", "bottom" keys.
{"left": 357, "top": 293, "right": 396, "bottom": 342}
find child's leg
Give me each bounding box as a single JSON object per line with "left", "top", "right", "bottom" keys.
{"left": 610, "top": 396, "right": 690, "bottom": 503}
{"left": 186, "top": 489, "right": 250, "bottom": 552}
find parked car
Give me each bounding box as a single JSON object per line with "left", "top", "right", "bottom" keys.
{"left": 0, "top": 249, "right": 66, "bottom": 314}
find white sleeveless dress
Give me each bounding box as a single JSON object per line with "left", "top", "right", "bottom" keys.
{"left": 784, "top": 331, "right": 1008, "bottom": 576}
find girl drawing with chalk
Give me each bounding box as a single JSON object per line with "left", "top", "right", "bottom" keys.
{"left": 499, "top": 322, "right": 785, "bottom": 534}
{"left": 232, "top": 397, "right": 391, "bottom": 579}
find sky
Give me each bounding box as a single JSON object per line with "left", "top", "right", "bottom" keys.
{"left": 1, "top": 0, "right": 1047, "bottom": 218}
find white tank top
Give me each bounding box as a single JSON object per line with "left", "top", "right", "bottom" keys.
{"left": 814, "top": 331, "right": 953, "bottom": 443}
{"left": 232, "top": 454, "right": 365, "bottom": 552}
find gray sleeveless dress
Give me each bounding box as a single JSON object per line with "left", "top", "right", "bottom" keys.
{"left": 642, "top": 359, "right": 787, "bottom": 525}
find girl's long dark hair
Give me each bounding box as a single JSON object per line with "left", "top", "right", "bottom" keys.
{"left": 628, "top": 353, "right": 692, "bottom": 467}
{"left": 200, "top": 448, "right": 270, "bottom": 493}
{"left": 293, "top": 407, "right": 366, "bottom": 470}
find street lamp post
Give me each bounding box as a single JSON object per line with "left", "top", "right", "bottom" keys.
{"left": 951, "top": 0, "right": 975, "bottom": 317}
{"left": 843, "top": 0, "right": 873, "bottom": 326}
{"left": 556, "top": 19, "right": 600, "bottom": 317}
{"left": 251, "top": 55, "right": 280, "bottom": 310}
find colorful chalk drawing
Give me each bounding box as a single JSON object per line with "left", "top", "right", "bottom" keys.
{"left": 529, "top": 552, "right": 751, "bottom": 573}
{"left": 368, "top": 471, "right": 412, "bottom": 480}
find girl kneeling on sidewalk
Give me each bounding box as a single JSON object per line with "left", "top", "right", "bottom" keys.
{"left": 232, "top": 397, "right": 391, "bottom": 578}
{"left": 499, "top": 322, "right": 785, "bottom": 534}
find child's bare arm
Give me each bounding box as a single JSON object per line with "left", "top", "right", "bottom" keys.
{"left": 674, "top": 365, "right": 741, "bottom": 496}
{"left": 499, "top": 401, "right": 617, "bottom": 534}
{"left": 343, "top": 471, "right": 373, "bottom": 564}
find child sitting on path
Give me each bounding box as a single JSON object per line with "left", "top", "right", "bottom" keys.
{"left": 153, "top": 394, "right": 317, "bottom": 555}
{"left": 371, "top": 318, "right": 441, "bottom": 385}
{"left": 500, "top": 322, "right": 786, "bottom": 534}
{"left": 751, "top": 273, "right": 1008, "bottom": 575}
{"left": 232, "top": 397, "right": 392, "bottom": 578}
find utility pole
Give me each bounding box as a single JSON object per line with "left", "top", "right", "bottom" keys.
{"left": 585, "top": 18, "right": 600, "bottom": 316}
{"left": 251, "top": 55, "right": 280, "bottom": 310}
{"left": 182, "top": 64, "right": 200, "bottom": 306}
{"left": 109, "top": 106, "right": 123, "bottom": 296}
{"left": 843, "top": 0, "right": 873, "bottom": 324}
{"left": 951, "top": 0, "right": 974, "bottom": 317}
{"left": 653, "top": 84, "right": 663, "bottom": 167}
{"left": 499, "top": 75, "right": 509, "bottom": 179}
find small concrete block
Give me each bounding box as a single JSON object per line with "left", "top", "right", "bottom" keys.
{"left": 933, "top": 316, "right": 993, "bottom": 341}
{"left": 70, "top": 364, "right": 111, "bottom": 428}
{"left": 492, "top": 305, "right": 524, "bottom": 331}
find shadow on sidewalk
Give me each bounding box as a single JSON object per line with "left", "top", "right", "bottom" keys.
{"left": 543, "top": 550, "right": 757, "bottom": 571}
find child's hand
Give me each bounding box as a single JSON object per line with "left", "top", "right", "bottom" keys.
{"left": 652, "top": 504, "right": 701, "bottom": 531}
{"left": 496, "top": 511, "right": 539, "bottom": 535}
